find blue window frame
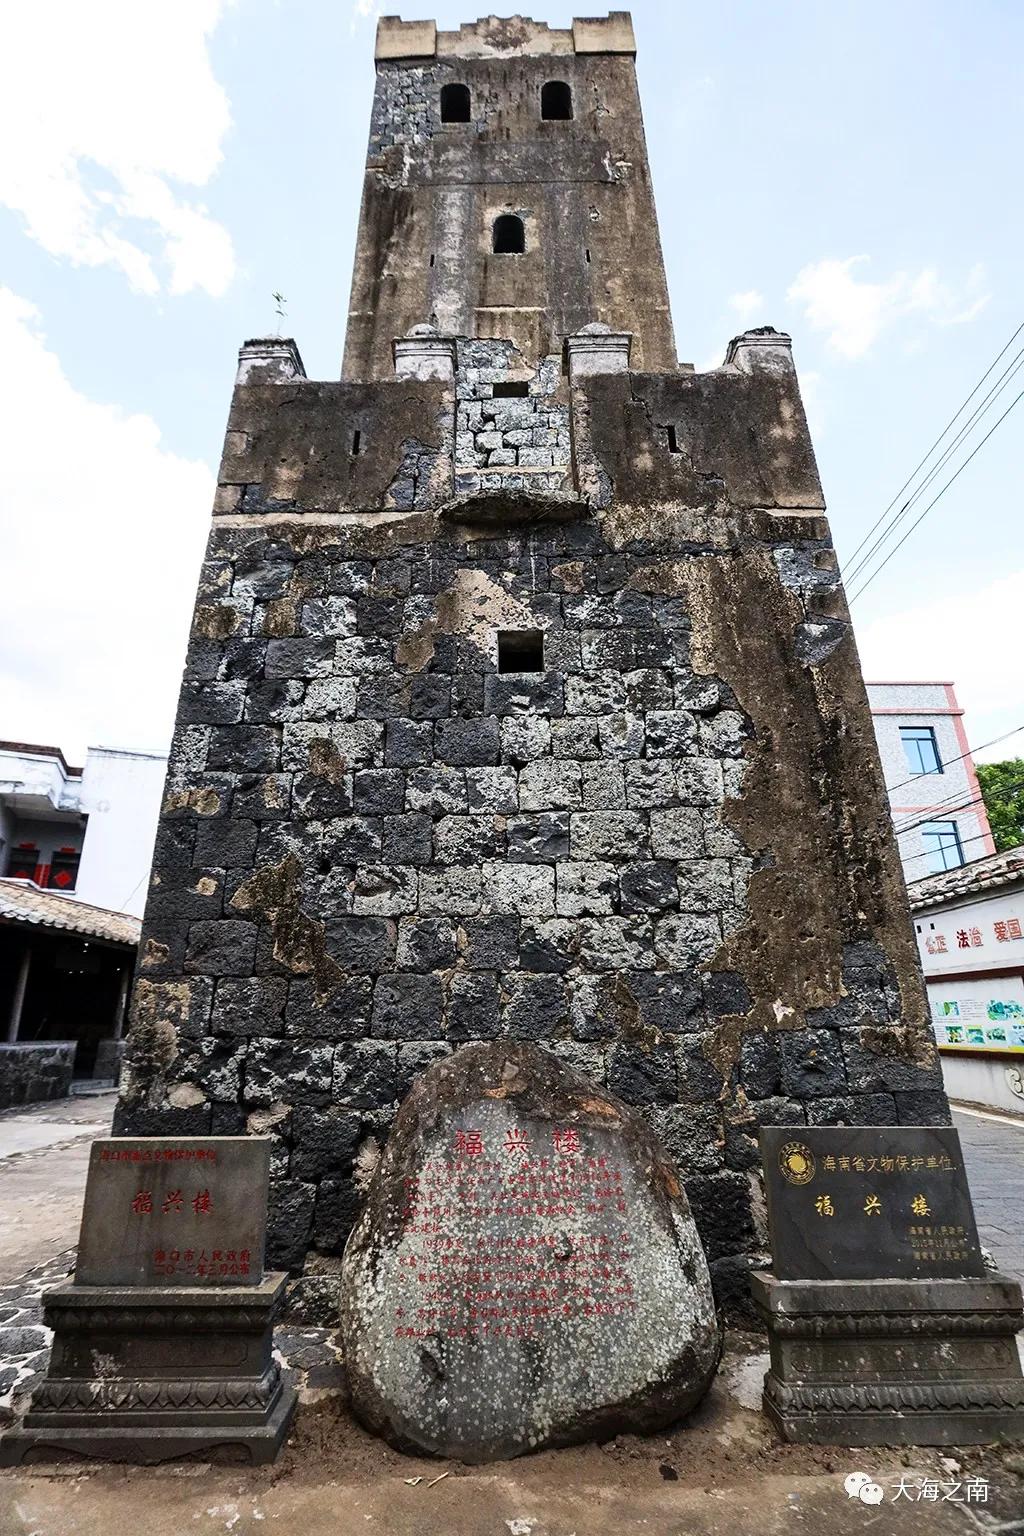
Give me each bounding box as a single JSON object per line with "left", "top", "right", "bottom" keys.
{"left": 900, "top": 724, "right": 942, "bottom": 775}
{"left": 920, "top": 820, "right": 964, "bottom": 874}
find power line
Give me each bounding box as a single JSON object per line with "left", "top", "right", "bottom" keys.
{"left": 893, "top": 788, "right": 992, "bottom": 840}
{"left": 902, "top": 822, "right": 1005, "bottom": 873}
{"left": 117, "top": 869, "right": 148, "bottom": 915}
{"left": 891, "top": 769, "right": 1024, "bottom": 844}
{"left": 845, "top": 338, "right": 1024, "bottom": 584}
{"left": 844, "top": 320, "right": 1024, "bottom": 572}
{"left": 844, "top": 342, "right": 1024, "bottom": 587}
{"left": 881, "top": 723, "right": 1024, "bottom": 800}
{"left": 848, "top": 380, "right": 1024, "bottom": 602}
{"left": 890, "top": 765, "right": 1011, "bottom": 833}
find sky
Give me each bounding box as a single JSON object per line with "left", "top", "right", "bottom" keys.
{"left": 1, "top": 0, "right": 1021, "bottom": 767}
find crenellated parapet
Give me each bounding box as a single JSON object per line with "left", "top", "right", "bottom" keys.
{"left": 217, "top": 327, "right": 823, "bottom": 525}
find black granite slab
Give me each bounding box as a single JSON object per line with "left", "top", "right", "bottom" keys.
{"left": 75, "top": 1137, "right": 270, "bottom": 1287}
{"left": 759, "top": 1126, "right": 984, "bottom": 1282}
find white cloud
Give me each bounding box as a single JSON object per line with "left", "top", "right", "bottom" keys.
{"left": 728, "top": 290, "right": 764, "bottom": 325}
{"left": 788, "top": 256, "right": 990, "bottom": 359}
{"left": 0, "top": 2, "right": 234, "bottom": 296}
{"left": 0, "top": 289, "right": 213, "bottom": 760}
{"left": 351, "top": 0, "right": 382, "bottom": 28}
{"left": 856, "top": 568, "right": 1024, "bottom": 761}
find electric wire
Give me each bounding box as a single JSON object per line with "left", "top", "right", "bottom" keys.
{"left": 891, "top": 772, "right": 1024, "bottom": 844}
{"left": 902, "top": 821, "right": 1007, "bottom": 874}
{"left": 848, "top": 380, "right": 1024, "bottom": 602}
{"left": 844, "top": 342, "right": 1024, "bottom": 588}
{"left": 843, "top": 321, "right": 1024, "bottom": 572}
{"left": 881, "top": 723, "right": 1024, "bottom": 800}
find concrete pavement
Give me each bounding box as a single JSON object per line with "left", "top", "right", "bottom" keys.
{"left": 952, "top": 1104, "right": 1024, "bottom": 1282}
{"left": 0, "top": 1094, "right": 114, "bottom": 1283}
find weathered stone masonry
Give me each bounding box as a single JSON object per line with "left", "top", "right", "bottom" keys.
{"left": 115, "top": 13, "right": 949, "bottom": 1321}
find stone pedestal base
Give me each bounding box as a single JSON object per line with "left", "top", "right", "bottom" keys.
{"left": 0, "top": 1273, "right": 296, "bottom": 1465}
{"left": 752, "top": 1271, "right": 1024, "bottom": 1446}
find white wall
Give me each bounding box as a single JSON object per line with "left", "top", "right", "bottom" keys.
{"left": 867, "top": 681, "right": 993, "bottom": 881}
{"left": 75, "top": 747, "right": 167, "bottom": 917}
{"left": 916, "top": 882, "right": 1024, "bottom": 1112}
{"left": 915, "top": 887, "right": 1024, "bottom": 982}
{"left": 940, "top": 1054, "right": 1024, "bottom": 1116}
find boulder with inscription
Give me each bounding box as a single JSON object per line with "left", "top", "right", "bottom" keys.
{"left": 340, "top": 1042, "right": 720, "bottom": 1461}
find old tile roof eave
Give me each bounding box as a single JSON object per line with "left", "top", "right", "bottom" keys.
{"left": 0, "top": 878, "right": 141, "bottom": 948}
{"left": 907, "top": 847, "right": 1024, "bottom": 912}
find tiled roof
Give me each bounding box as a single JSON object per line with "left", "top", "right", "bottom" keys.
{"left": 907, "top": 846, "right": 1024, "bottom": 910}
{"left": 0, "top": 879, "right": 140, "bottom": 946}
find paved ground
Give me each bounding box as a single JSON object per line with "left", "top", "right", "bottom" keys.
{"left": 0, "top": 1094, "right": 115, "bottom": 1284}
{"left": 2, "top": 1362, "right": 1023, "bottom": 1536}
{"left": 952, "top": 1106, "right": 1024, "bottom": 1281}
{"left": 3, "top": 1456, "right": 1020, "bottom": 1536}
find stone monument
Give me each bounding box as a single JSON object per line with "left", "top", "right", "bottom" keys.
{"left": 0, "top": 1137, "right": 296, "bottom": 1465}
{"left": 341, "top": 1043, "right": 719, "bottom": 1460}
{"left": 753, "top": 1126, "right": 1024, "bottom": 1445}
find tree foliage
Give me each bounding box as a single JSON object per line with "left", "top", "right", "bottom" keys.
{"left": 976, "top": 758, "right": 1024, "bottom": 853}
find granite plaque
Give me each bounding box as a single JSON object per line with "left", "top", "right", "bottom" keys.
{"left": 75, "top": 1137, "right": 270, "bottom": 1287}
{"left": 760, "top": 1126, "right": 984, "bottom": 1282}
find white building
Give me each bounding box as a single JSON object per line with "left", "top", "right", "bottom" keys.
{"left": 867, "top": 681, "right": 996, "bottom": 884}
{"left": 0, "top": 740, "right": 164, "bottom": 1092}
{"left": 867, "top": 683, "right": 1024, "bottom": 1114}
{"left": 0, "top": 740, "right": 166, "bottom": 920}
{"left": 908, "top": 848, "right": 1024, "bottom": 1115}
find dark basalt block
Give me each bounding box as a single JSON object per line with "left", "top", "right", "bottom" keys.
{"left": 340, "top": 1041, "right": 720, "bottom": 1462}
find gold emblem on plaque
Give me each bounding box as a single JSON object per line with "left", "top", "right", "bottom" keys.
{"left": 779, "top": 1141, "right": 816, "bottom": 1185}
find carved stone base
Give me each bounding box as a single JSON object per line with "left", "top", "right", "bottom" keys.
{"left": 0, "top": 1274, "right": 296, "bottom": 1465}
{"left": 752, "top": 1271, "right": 1024, "bottom": 1446}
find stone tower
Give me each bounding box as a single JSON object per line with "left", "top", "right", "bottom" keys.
{"left": 345, "top": 13, "right": 675, "bottom": 378}
{"left": 116, "top": 12, "right": 950, "bottom": 1318}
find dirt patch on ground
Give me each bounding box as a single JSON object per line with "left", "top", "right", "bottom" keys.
{"left": 249, "top": 1333, "right": 1024, "bottom": 1515}
{"left": 3, "top": 1334, "right": 1024, "bottom": 1535}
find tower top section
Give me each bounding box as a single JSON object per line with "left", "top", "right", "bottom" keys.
{"left": 375, "top": 13, "right": 636, "bottom": 61}
{"left": 343, "top": 12, "right": 675, "bottom": 381}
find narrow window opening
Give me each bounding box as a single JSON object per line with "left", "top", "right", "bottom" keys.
{"left": 429, "top": 253, "right": 435, "bottom": 267}
{"left": 585, "top": 247, "right": 591, "bottom": 263}
{"left": 921, "top": 820, "right": 965, "bottom": 874}
{"left": 497, "top": 630, "right": 544, "bottom": 674}
{"left": 541, "top": 80, "right": 573, "bottom": 120}
{"left": 440, "top": 83, "right": 471, "bottom": 123}
{"left": 7, "top": 844, "right": 40, "bottom": 881}
{"left": 665, "top": 424, "right": 680, "bottom": 453}
{"left": 493, "top": 380, "right": 529, "bottom": 398}
{"left": 351, "top": 429, "right": 362, "bottom": 456}
{"left": 48, "top": 847, "right": 81, "bottom": 892}
{"left": 492, "top": 213, "right": 525, "bottom": 254}
{"left": 900, "top": 723, "right": 943, "bottom": 775}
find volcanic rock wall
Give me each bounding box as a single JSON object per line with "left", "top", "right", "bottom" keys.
{"left": 115, "top": 330, "right": 948, "bottom": 1318}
